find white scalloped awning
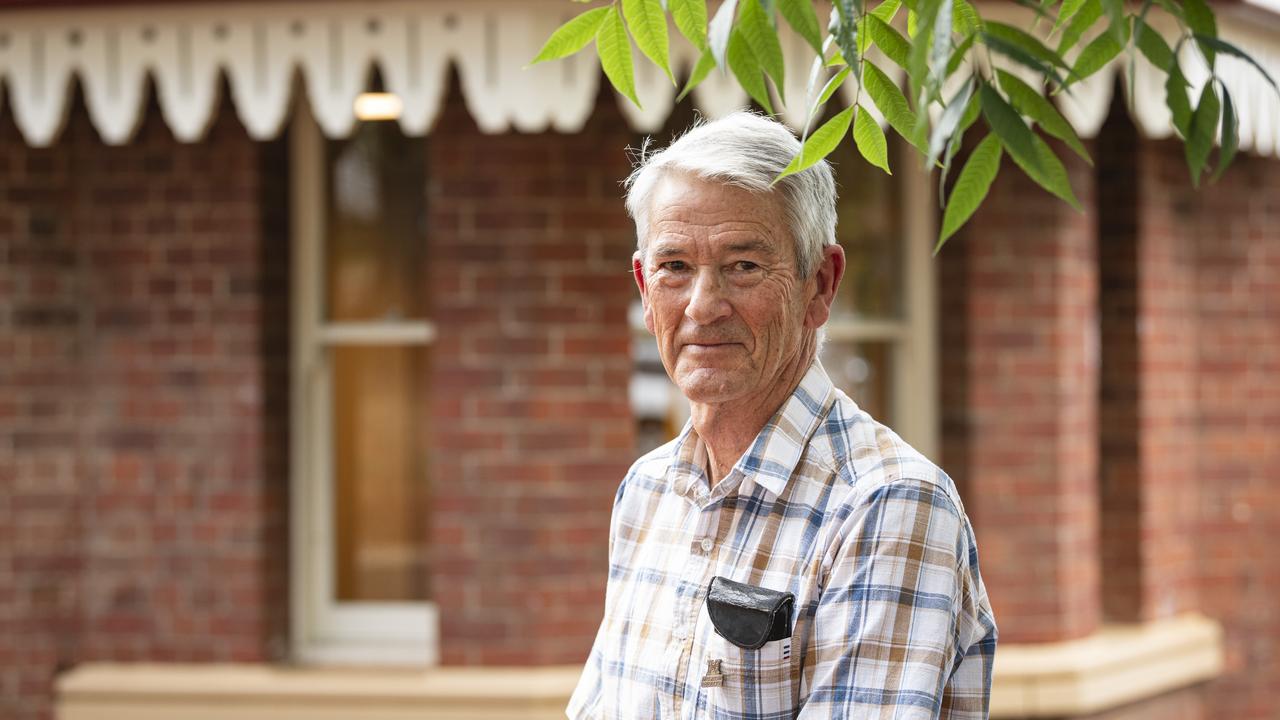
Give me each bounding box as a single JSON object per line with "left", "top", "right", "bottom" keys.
{"left": 0, "top": 0, "right": 1276, "bottom": 156}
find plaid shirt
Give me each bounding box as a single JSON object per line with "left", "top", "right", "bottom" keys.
{"left": 568, "top": 360, "right": 997, "bottom": 720}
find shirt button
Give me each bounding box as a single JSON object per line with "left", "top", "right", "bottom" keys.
{"left": 700, "top": 537, "right": 714, "bottom": 552}
{"left": 673, "top": 625, "right": 688, "bottom": 640}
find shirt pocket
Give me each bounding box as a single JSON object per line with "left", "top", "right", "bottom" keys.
{"left": 699, "top": 632, "right": 797, "bottom": 718}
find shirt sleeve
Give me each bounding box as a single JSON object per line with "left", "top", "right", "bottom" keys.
{"left": 797, "top": 478, "right": 993, "bottom": 720}
{"left": 566, "top": 623, "right": 605, "bottom": 719}
{"left": 566, "top": 467, "right": 636, "bottom": 719}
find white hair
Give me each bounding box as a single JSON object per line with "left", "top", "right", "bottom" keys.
{"left": 623, "top": 111, "right": 838, "bottom": 278}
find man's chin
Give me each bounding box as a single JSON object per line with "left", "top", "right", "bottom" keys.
{"left": 673, "top": 367, "right": 748, "bottom": 404}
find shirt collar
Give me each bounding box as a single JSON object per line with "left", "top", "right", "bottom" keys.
{"left": 669, "top": 360, "right": 837, "bottom": 502}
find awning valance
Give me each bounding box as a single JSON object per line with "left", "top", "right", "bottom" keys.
{"left": 0, "top": 0, "right": 1277, "bottom": 156}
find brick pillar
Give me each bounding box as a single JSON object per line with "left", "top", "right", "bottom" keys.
{"left": 940, "top": 139, "right": 1100, "bottom": 643}
{"left": 427, "top": 82, "right": 637, "bottom": 665}
{"left": 1097, "top": 103, "right": 1200, "bottom": 625}
{"left": 1130, "top": 141, "right": 1201, "bottom": 622}
{"left": 1148, "top": 140, "right": 1280, "bottom": 720}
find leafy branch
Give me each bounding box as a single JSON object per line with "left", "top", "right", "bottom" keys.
{"left": 531, "top": 0, "right": 1278, "bottom": 251}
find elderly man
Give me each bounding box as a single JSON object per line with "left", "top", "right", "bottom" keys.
{"left": 568, "top": 112, "right": 997, "bottom": 720}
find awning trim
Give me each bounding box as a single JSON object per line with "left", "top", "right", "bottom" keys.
{"left": 0, "top": 0, "right": 1276, "bottom": 157}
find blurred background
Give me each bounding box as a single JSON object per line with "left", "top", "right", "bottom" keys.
{"left": 0, "top": 1, "right": 1277, "bottom": 719}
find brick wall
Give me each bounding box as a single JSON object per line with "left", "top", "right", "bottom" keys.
{"left": 1095, "top": 107, "right": 1279, "bottom": 719}
{"left": 939, "top": 138, "right": 1102, "bottom": 644}
{"left": 1143, "top": 139, "right": 1280, "bottom": 720}
{"left": 426, "top": 79, "right": 638, "bottom": 665}
{"left": 0, "top": 92, "right": 290, "bottom": 719}
{"left": 944, "top": 98, "right": 1280, "bottom": 719}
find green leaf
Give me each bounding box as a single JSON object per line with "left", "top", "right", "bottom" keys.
{"left": 930, "top": 0, "right": 954, "bottom": 97}
{"left": 623, "top": 0, "right": 674, "bottom": 83}
{"left": 1192, "top": 34, "right": 1280, "bottom": 95}
{"left": 984, "top": 21, "right": 1075, "bottom": 79}
{"left": 529, "top": 6, "right": 612, "bottom": 65}
{"left": 818, "top": 65, "right": 853, "bottom": 105}
{"left": 910, "top": 96, "right": 932, "bottom": 153}
{"left": 1185, "top": 81, "right": 1220, "bottom": 186}
{"left": 958, "top": 86, "right": 982, "bottom": 132}
{"left": 708, "top": 0, "right": 739, "bottom": 68}
{"left": 728, "top": 27, "right": 775, "bottom": 113}
{"left": 671, "top": 0, "right": 709, "bottom": 51}
{"left": 947, "top": 32, "right": 976, "bottom": 75}
{"left": 980, "top": 83, "right": 1044, "bottom": 177}
{"left": 1069, "top": 24, "right": 1126, "bottom": 86}
{"left": 857, "top": 13, "right": 874, "bottom": 54}
{"left": 1166, "top": 60, "right": 1192, "bottom": 138}
{"left": 863, "top": 61, "right": 920, "bottom": 148}
{"left": 1100, "top": 0, "right": 1126, "bottom": 45}
{"left": 777, "top": 104, "right": 857, "bottom": 181}
{"left": 1213, "top": 87, "right": 1238, "bottom": 182}
{"left": 1056, "top": 0, "right": 1101, "bottom": 55}
{"left": 739, "top": 0, "right": 787, "bottom": 102}
{"left": 801, "top": 52, "right": 831, "bottom": 130}
{"left": 832, "top": 0, "right": 862, "bottom": 82}
{"left": 866, "top": 15, "right": 910, "bottom": 68}
{"left": 906, "top": 0, "right": 936, "bottom": 103}
{"left": 871, "top": 0, "right": 903, "bottom": 23}
{"left": 1133, "top": 18, "right": 1173, "bottom": 69}
{"left": 1153, "top": 0, "right": 1183, "bottom": 21}
{"left": 928, "top": 76, "right": 975, "bottom": 168}
{"left": 1183, "top": 0, "right": 1218, "bottom": 66}
{"left": 982, "top": 33, "right": 1066, "bottom": 87}
{"left": 952, "top": 0, "right": 981, "bottom": 35}
{"left": 597, "top": 7, "right": 641, "bottom": 107}
{"left": 1009, "top": 133, "right": 1081, "bottom": 208}
{"left": 778, "top": 0, "right": 824, "bottom": 54}
{"left": 997, "top": 70, "right": 1089, "bottom": 162}
{"left": 938, "top": 133, "right": 1003, "bottom": 251}
{"left": 677, "top": 46, "right": 717, "bottom": 101}
{"left": 1054, "top": 0, "right": 1089, "bottom": 34}
{"left": 854, "top": 106, "right": 892, "bottom": 173}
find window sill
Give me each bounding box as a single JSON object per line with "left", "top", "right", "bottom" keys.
{"left": 56, "top": 615, "right": 1223, "bottom": 720}
{"left": 57, "top": 664, "right": 582, "bottom": 720}
{"left": 991, "top": 613, "right": 1224, "bottom": 717}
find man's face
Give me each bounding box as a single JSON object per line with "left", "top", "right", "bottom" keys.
{"left": 633, "top": 172, "right": 827, "bottom": 406}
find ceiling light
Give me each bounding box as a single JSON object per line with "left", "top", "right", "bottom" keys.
{"left": 354, "top": 92, "right": 403, "bottom": 121}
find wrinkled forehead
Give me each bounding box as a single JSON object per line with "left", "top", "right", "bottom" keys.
{"left": 642, "top": 172, "right": 793, "bottom": 259}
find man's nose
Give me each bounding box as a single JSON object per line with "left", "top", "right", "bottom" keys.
{"left": 684, "top": 268, "right": 732, "bottom": 325}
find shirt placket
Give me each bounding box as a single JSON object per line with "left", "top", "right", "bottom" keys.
{"left": 667, "top": 489, "right": 723, "bottom": 720}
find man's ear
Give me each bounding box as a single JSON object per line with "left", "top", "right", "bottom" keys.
{"left": 633, "top": 252, "right": 656, "bottom": 335}
{"left": 804, "top": 244, "right": 846, "bottom": 330}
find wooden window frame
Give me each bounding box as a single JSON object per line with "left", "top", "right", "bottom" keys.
{"left": 288, "top": 103, "right": 437, "bottom": 667}
{"left": 822, "top": 142, "right": 938, "bottom": 458}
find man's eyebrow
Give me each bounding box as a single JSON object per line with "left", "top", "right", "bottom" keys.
{"left": 724, "top": 240, "right": 776, "bottom": 255}
{"left": 648, "top": 239, "right": 778, "bottom": 259}
{"left": 650, "top": 244, "right": 686, "bottom": 259}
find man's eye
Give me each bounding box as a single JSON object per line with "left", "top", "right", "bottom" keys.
{"left": 660, "top": 261, "right": 689, "bottom": 272}
{"left": 733, "top": 261, "right": 760, "bottom": 272}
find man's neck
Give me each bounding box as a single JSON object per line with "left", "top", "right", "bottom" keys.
{"left": 689, "top": 343, "right": 816, "bottom": 486}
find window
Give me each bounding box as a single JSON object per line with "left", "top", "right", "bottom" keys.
{"left": 629, "top": 136, "right": 937, "bottom": 459}
{"left": 821, "top": 136, "right": 938, "bottom": 457}
{"left": 290, "top": 104, "right": 436, "bottom": 665}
